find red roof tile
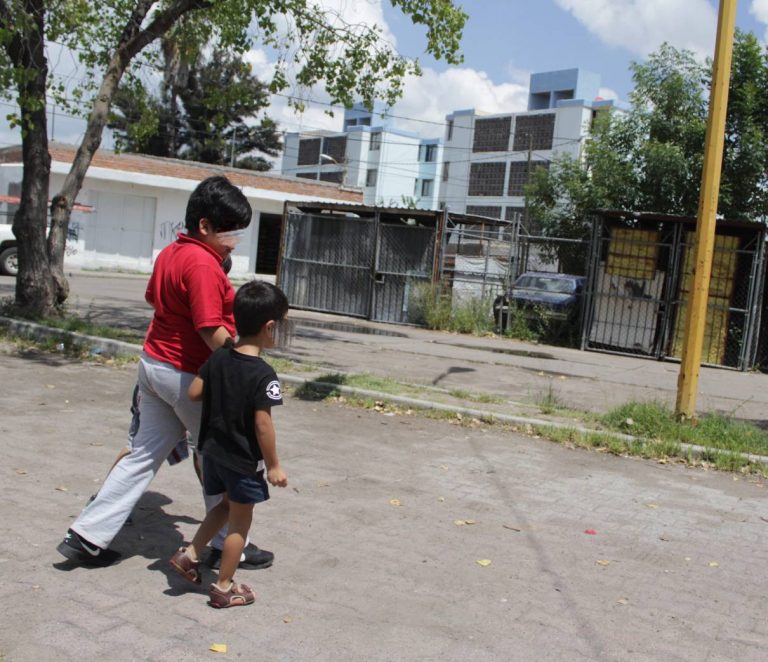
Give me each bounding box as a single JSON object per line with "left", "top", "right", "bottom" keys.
{"left": 0, "top": 143, "right": 363, "bottom": 203}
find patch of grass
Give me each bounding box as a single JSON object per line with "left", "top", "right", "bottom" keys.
{"left": 265, "top": 356, "right": 320, "bottom": 374}
{"left": 535, "top": 384, "right": 567, "bottom": 415}
{"left": 41, "top": 317, "right": 144, "bottom": 344}
{"left": 410, "top": 283, "right": 495, "bottom": 335}
{"left": 599, "top": 401, "right": 768, "bottom": 458}
{"left": 0, "top": 329, "right": 138, "bottom": 366}
{"left": 448, "top": 388, "right": 505, "bottom": 404}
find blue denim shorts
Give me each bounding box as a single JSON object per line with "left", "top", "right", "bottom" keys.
{"left": 202, "top": 455, "right": 269, "bottom": 505}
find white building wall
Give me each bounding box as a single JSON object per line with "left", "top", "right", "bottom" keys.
{"left": 0, "top": 160, "right": 351, "bottom": 278}
{"left": 439, "top": 110, "right": 474, "bottom": 214}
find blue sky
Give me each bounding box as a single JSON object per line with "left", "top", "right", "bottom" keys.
{"left": 3, "top": 1, "right": 768, "bottom": 150}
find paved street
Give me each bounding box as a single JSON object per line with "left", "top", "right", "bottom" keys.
{"left": 2, "top": 272, "right": 768, "bottom": 424}
{"left": 1, "top": 343, "right": 767, "bottom": 661}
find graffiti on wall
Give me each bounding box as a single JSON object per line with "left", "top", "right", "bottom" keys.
{"left": 160, "top": 220, "right": 185, "bottom": 243}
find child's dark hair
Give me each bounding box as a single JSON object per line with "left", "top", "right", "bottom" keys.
{"left": 234, "top": 281, "right": 289, "bottom": 337}
{"left": 185, "top": 176, "right": 252, "bottom": 234}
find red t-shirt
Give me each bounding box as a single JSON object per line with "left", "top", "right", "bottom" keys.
{"left": 143, "top": 233, "right": 235, "bottom": 374}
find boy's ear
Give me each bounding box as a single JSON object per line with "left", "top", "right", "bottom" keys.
{"left": 197, "top": 218, "right": 212, "bottom": 236}
{"left": 264, "top": 319, "right": 276, "bottom": 336}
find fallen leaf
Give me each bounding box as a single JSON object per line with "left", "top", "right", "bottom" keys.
{"left": 283, "top": 616, "right": 293, "bottom": 624}
{"left": 584, "top": 529, "right": 597, "bottom": 535}
{"left": 685, "top": 557, "right": 691, "bottom": 562}
{"left": 647, "top": 503, "right": 659, "bottom": 509}
{"left": 595, "top": 559, "right": 611, "bottom": 566}
{"left": 437, "top": 497, "right": 445, "bottom": 502}
{"left": 389, "top": 499, "right": 402, "bottom": 507}
{"left": 708, "top": 561, "right": 719, "bottom": 568}
{"left": 209, "top": 643, "right": 227, "bottom": 653}
{"left": 464, "top": 519, "right": 476, "bottom": 525}
{"left": 89, "top": 442, "right": 104, "bottom": 447}
{"left": 454, "top": 519, "right": 466, "bottom": 526}
{"left": 476, "top": 559, "right": 492, "bottom": 567}
{"left": 439, "top": 464, "right": 449, "bottom": 470}
{"left": 558, "top": 375, "right": 567, "bottom": 380}
{"left": 55, "top": 486, "right": 68, "bottom": 492}
{"left": 537, "top": 371, "right": 545, "bottom": 376}
{"left": 46, "top": 384, "right": 55, "bottom": 389}
{"left": 503, "top": 525, "right": 521, "bottom": 532}
{"left": 15, "top": 469, "right": 28, "bottom": 475}
{"left": 616, "top": 598, "right": 629, "bottom": 605}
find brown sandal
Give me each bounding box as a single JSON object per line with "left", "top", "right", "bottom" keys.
{"left": 208, "top": 581, "right": 256, "bottom": 608}
{"left": 169, "top": 547, "right": 201, "bottom": 585}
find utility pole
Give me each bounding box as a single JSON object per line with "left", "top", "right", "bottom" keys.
{"left": 675, "top": 0, "right": 737, "bottom": 419}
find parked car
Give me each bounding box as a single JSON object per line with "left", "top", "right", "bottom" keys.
{"left": 493, "top": 271, "right": 586, "bottom": 331}
{"left": 0, "top": 224, "right": 17, "bottom": 276}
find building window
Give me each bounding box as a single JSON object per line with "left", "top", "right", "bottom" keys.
{"left": 513, "top": 114, "right": 555, "bottom": 151}
{"left": 366, "top": 169, "right": 378, "bottom": 187}
{"left": 296, "top": 172, "right": 318, "bottom": 180}
{"left": 321, "top": 136, "right": 347, "bottom": 164}
{"left": 472, "top": 117, "right": 511, "bottom": 152}
{"left": 442, "top": 162, "right": 450, "bottom": 181}
{"left": 319, "top": 171, "right": 344, "bottom": 183}
{"left": 359, "top": 117, "right": 371, "bottom": 126}
{"left": 466, "top": 206, "right": 502, "bottom": 219}
{"left": 446, "top": 119, "right": 454, "bottom": 141}
{"left": 370, "top": 132, "right": 382, "bottom": 151}
{"left": 421, "top": 179, "right": 434, "bottom": 197}
{"left": 507, "top": 161, "right": 548, "bottom": 196}
{"left": 297, "top": 138, "right": 321, "bottom": 166}
{"left": 422, "top": 144, "right": 437, "bottom": 162}
{"left": 468, "top": 162, "right": 506, "bottom": 196}
{"left": 505, "top": 206, "right": 524, "bottom": 222}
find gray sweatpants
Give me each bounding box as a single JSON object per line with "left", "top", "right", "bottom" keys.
{"left": 71, "top": 354, "right": 227, "bottom": 549}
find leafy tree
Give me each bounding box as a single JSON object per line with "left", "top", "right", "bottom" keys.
{"left": 0, "top": 0, "right": 467, "bottom": 317}
{"left": 527, "top": 32, "right": 768, "bottom": 248}
{"left": 110, "top": 46, "right": 282, "bottom": 170}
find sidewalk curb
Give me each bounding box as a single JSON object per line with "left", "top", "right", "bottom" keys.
{"left": 281, "top": 374, "right": 768, "bottom": 468}
{"left": 2, "top": 317, "right": 766, "bottom": 468}
{"left": 0, "top": 316, "right": 142, "bottom": 358}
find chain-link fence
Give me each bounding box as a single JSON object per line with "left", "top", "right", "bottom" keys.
{"left": 582, "top": 212, "right": 766, "bottom": 370}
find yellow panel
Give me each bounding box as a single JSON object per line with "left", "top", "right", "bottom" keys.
{"left": 606, "top": 228, "right": 659, "bottom": 280}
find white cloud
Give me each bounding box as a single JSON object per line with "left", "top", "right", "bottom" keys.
{"left": 391, "top": 68, "right": 529, "bottom": 136}
{"left": 750, "top": 0, "right": 768, "bottom": 41}
{"left": 751, "top": 0, "right": 768, "bottom": 22}
{"left": 555, "top": 0, "right": 718, "bottom": 58}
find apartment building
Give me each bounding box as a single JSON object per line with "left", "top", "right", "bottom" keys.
{"left": 281, "top": 102, "right": 443, "bottom": 209}
{"left": 438, "top": 68, "right": 627, "bottom": 230}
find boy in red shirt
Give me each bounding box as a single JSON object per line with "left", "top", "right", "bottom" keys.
{"left": 57, "top": 176, "right": 269, "bottom": 568}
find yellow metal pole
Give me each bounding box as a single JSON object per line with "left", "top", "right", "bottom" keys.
{"left": 675, "top": 0, "right": 738, "bottom": 419}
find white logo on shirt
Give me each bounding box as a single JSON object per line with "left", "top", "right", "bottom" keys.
{"left": 266, "top": 380, "right": 282, "bottom": 400}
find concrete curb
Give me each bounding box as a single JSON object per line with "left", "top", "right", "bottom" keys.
{"left": 0, "top": 316, "right": 143, "bottom": 358}
{"left": 2, "top": 317, "right": 766, "bottom": 468}
{"left": 281, "top": 374, "right": 768, "bottom": 468}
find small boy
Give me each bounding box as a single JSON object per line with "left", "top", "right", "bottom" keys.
{"left": 169, "top": 280, "right": 290, "bottom": 608}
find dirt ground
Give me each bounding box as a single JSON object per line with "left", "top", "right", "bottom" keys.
{"left": 1, "top": 343, "right": 767, "bottom": 661}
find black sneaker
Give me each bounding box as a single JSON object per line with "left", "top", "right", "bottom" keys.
{"left": 56, "top": 529, "right": 122, "bottom": 567}
{"left": 205, "top": 543, "right": 274, "bottom": 570}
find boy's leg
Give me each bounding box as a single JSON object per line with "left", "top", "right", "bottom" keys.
{"left": 217, "top": 501, "right": 254, "bottom": 590}
{"left": 63, "top": 358, "right": 187, "bottom": 552}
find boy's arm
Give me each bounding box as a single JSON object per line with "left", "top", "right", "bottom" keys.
{"left": 198, "top": 325, "right": 231, "bottom": 352}
{"left": 188, "top": 375, "right": 204, "bottom": 402}
{"left": 254, "top": 408, "right": 287, "bottom": 487}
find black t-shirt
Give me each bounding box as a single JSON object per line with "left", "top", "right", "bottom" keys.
{"left": 197, "top": 346, "right": 283, "bottom": 475}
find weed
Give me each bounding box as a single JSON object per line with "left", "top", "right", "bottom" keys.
{"left": 536, "top": 383, "right": 565, "bottom": 415}
{"left": 448, "top": 388, "right": 505, "bottom": 404}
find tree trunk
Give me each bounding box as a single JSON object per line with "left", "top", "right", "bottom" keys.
{"left": 46, "top": 0, "right": 209, "bottom": 305}
{"left": 12, "top": 0, "right": 55, "bottom": 318}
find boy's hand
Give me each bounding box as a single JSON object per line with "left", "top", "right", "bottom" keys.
{"left": 267, "top": 466, "right": 288, "bottom": 487}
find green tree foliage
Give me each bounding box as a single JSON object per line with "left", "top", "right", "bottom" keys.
{"left": 0, "top": 0, "right": 467, "bottom": 317}
{"left": 109, "top": 47, "right": 282, "bottom": 170}
{"left": 527, "top": 32, "right": 768, "bottom": 247}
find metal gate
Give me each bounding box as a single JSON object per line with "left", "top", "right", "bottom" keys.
{"left": 279, "top": 211, "right": 438, "bottom": 323}
{"left": 581, "top": 212, "right": 767, "bottom": 370}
